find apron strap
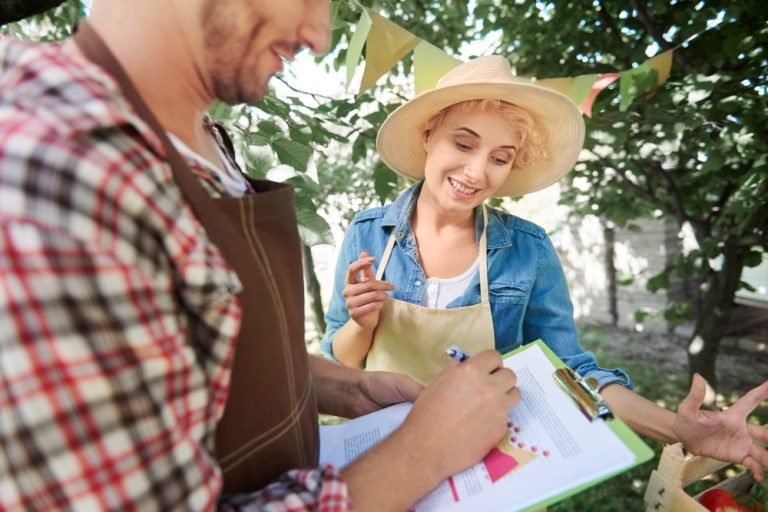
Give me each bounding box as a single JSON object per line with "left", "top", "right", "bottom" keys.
{"left": 72, "top": 21, "right": 210, "bottom": 207}
{"left": 376, "top": 205, "right": 490, "bottom": 302}
{"left": 479, "top": 205, "right": 489, "bottom": 302}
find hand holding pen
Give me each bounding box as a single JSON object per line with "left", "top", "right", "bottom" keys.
{"left": 445, "top": 345, "right": 470, "bottom": 362}
{"left": 401, "top": 347, "right": 521, "bottom": 478}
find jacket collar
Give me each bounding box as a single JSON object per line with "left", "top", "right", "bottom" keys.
{"left": 381, "top": 181, "right": 513, "bottom": 249}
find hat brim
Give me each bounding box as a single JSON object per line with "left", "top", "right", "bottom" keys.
{"left": 376, "top": 81, "right": 585, "bottom": 197}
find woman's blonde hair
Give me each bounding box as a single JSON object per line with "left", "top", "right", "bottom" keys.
{"left": 420, "top": 99, "right": 547, "bottom": 169}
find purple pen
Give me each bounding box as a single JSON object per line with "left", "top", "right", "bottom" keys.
{"left": 445, "top": 345, "right": 469, "bottom": 362}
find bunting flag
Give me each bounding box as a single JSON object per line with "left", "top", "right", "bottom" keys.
{"left": 413, "top": 41, "right": 463, "bottom": 94}
{"left": 619, "top": 63, "right": 659, "bottom": 111}
{"left": 647, "top": 49, "right": 674, "bottom": 85}
{"left": 345, "top": 10, "right": 373, "bottom": 87}
{"left": 580, "top": 73, "right": 620, "bottom": 117}
{"left": 568, "top": 74, "right": 598, "bottom": 108}
{"left": 358, "top": 12, "right": 420, "bottom": 96}
{"left": 535, "top": 77, "right": 574, "bottom": 97}
{"left": 348, "top": 10, "right": 675, "bottom": 117}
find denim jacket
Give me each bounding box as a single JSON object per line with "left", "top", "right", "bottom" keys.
{"left": 321, "top": 182, "right": 632, "bottom": 390}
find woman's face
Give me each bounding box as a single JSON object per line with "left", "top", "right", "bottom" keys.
{"left": 421, "top": 106, "right": 525, "bottom": 216}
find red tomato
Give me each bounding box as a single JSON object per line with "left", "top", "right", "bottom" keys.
{"left": 698, "top": 488, "right": 752, "bottom": 512}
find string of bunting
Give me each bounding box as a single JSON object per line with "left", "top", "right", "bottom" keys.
{"left": 346, "top": 10, "right": 722, "bottom": 117}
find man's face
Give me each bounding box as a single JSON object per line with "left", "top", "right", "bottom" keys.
{"left": 199, "top": 0, "right": 330, "bottom": 105}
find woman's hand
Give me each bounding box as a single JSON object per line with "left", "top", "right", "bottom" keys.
{"left": 343, "top": 250, "right": 394, "bottom": 332}
{"left": 673, "top": 375, "right": 768, "bottom": 481}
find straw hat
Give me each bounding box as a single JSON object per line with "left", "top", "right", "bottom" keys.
{"left": 376, "top": 56, "right": 585, "bottom": 197}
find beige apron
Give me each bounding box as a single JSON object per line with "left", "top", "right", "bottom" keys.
{"left": 365, "top": 206, "right": 495, "bottom": 385}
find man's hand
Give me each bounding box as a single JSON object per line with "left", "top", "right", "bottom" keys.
{"left": 398, "top": 349, "right": 521, "bottom": 478}
{"left": 341, "top": 349, "right": 521, "bottom": 512}
{"left": 673, "top": 375, "right": 768, "bottom": 481}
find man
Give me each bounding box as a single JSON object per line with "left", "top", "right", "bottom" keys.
{"left": 0, "top": 1, "right": 520, "bottom": 510}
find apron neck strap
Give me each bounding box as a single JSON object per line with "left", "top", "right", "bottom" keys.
{"left": 72, "top": 20, "right": 209, "bottom": 206}
{"left": 377, "top": 204, "right": 490, "bottom": 301}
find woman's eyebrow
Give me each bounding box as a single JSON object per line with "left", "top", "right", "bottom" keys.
{"left": 453, "top": 127, "right": 517, "bottom": 150}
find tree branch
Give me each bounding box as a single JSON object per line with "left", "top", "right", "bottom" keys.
{"left": 628, "top": 0, "right": 691, "bottom": 70}
{"left": 595, "top": 0, "right": 630, "bottom": 60}
{"left": 274, "top": 76, "right": 339, "bottom": 102}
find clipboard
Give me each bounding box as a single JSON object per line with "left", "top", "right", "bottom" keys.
{"left": 502, "top": 339, "right": 654, "bottom": 512}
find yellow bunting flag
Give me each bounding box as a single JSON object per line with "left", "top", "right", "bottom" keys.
{"left": 413, "top": 41, "right": 463, "bottom": 94}
{"left": 568, "top": 74, "right": 598, "bottom": 107}
{"left": 646, "top": 49, "right": 673, "bottom": 86}
{"left": 580, "top": 73, "right": 620, "bottom": 117}
{"left": 536, "top": 77, "right": 574, "bottom": 97}
{"left": 358, "top": 12, "right": 420, "bottom": 96}
{"left": 346, "top": 10, "right": 373, "bottom": 88}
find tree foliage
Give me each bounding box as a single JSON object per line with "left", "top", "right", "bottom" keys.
{"left": 323, "top": 0, "right": 768, "bottom": 388}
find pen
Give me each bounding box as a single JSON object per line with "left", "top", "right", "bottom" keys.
{"left": 445, "top": 345, "right": 470, "bottom": 362}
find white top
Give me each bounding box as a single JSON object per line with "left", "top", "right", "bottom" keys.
{"left": 421, "top": 259, "right": 480, "bottom": 309}
{"left": 168, "top": 132, "right": 249, "bottom": 197}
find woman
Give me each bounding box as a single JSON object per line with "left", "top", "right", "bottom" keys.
{"left": 321, "top": 56, "right": 768, "bottom": 476}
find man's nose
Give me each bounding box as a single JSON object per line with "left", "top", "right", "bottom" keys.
{"left": 299, "top": 0, "right": 331, "bottom": 55}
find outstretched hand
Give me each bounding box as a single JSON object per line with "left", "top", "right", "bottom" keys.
{"left": 673, "top": 374, "right": 768, "bottom": 481}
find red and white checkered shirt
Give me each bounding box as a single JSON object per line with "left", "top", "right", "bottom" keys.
{"left": 0, "top": 38, "right": 351, "bottom": 511}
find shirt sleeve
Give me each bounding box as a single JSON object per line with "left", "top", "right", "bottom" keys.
{"left": 0, "top": 220, "right": 222, "bottom": 510}
{"left": 523, "top": 235, "right": 634, "bottom": 390}
{"left": 218, "top": 464, "right": 353, "bottom": 512}
{"left": 319, "top": 222, "right": 359, "bottom": 361}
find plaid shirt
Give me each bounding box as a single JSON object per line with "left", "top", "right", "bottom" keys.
{"left": 0, "top": 38, "right": 351, "bottom": 511}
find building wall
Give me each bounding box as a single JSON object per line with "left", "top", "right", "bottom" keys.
{"left": 555, "top": 215, "right": 673, "bottom": 332}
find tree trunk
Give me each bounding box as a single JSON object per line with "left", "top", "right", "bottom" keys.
{"left": 603, "top": 221, "right": 618, "bottom": 326}
{"left": 0, "top": 0, "right": 65, "bottom": 25}
{"left": 302, "top": 244, "right": 326, "bottom": 338}
{"left": 686, "top": 240, "right": 745, "bottom": 391}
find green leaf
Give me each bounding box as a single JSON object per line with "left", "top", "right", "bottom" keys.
{"left": 272, "top": 139, "right": 312, "bottom": 172}
{"left": 373, "top": 163, "right": 398, "bottom": 204}
{"left": 351, "top": 135, "right": 368, "bottom": 163}
{"left": 647, "top": 272, "right": 670, "bottom": 293}
{"left": 208, "top": 100, "right": 234, "bottom": 122}
{"left": 701, "top": 153, "right": 724, "bottom": 173}
{"left": 247, "top": 134, "right": 270, "bottom": 147}
{"left": 743, "top": 250, "right": 764, "bottom": 268}
{"left": 295, "top": 195, "right": 332, "bottom": 246}
{"left": 257, "top": 120, "right": 282, "bottom": 137}
{"left": 634, "top": 309, "right": 651, "bottom": 323}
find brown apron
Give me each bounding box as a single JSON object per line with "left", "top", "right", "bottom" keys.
{"left": 74, "top": 22, "right": 318, "bottom": 494}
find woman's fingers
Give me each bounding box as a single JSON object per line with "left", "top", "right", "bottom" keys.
{"left": 349, "top": 301, "right": 384, "bottom": 319}
{"left": 346, "top": 256, "right": 376, "bottom": 284}
{"left": 343, "top": 279, "right": 394, "bottom": 299}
